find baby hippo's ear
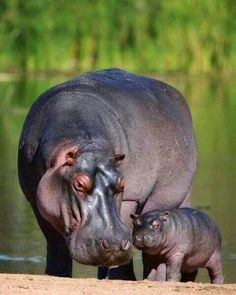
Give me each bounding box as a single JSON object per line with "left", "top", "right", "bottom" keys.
{"left": 161, "top": 211, "right": 169, "bottom": 222}
{"left": 130, "top": 214, "right": 141, "bottom": 226}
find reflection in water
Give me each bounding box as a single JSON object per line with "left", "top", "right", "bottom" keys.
{"left": 0, "top": 75, "right": 235, "bottom": 282}
{"left": 0, "top": 254, "right": 44, "bottom": 263}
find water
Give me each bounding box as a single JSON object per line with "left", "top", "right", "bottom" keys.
{"left": 0, "top": 74, "right": 235, "bottom": 282}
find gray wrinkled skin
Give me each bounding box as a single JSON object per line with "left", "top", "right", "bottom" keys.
{"left": 18, "top": 68, "right": 197, "bottom": 278}
{"left": 132, "top": 208, "right": 224, "bottom": 284}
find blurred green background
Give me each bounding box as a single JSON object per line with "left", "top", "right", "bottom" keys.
{"left": 0, "top": 0, "right": 236, "bottom": 75}
{"left": 0, "top": 0, "right": 236, "bottom": 284}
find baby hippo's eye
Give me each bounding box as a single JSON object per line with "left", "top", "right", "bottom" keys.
{"left": 73, "top": 174, "right": 92, "bottom": 195}
{"left": 115, "top": 176, "right": 126, "bottom": 193}
{"left": 152, "top": 220, "right": 160, "bottom": 230}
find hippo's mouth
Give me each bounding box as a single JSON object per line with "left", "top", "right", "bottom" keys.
{"left": 134, "top": 244, "right": 151, "bottom": 253}
{"left": 134, "top": 242, "right": 161, "bottom": 256}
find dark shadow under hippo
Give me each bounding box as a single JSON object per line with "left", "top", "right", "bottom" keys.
{"left": 18, "top": 68, "right": 197, "bottom": 279}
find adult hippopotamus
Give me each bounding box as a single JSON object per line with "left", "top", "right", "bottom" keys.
{"left": 18, "top": 68, "right": 197, "bottom": 279}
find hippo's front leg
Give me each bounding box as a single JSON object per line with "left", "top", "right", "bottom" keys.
{"left": 166, "top": 253, "right": 184, "bottom": 282}
{"left": 142, "top": 252, "right": 166, "bottom": 281}
{"left": 32, "top": 200, "right": 72, "bottom": 277}
{"left": 45, "top": 235, "right": 72, "bottom": 276}
{"left": 142, "top": 252, "right": 158, "bottom": 280}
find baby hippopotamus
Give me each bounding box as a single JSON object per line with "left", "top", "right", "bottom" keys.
{"left": 131, "top": 208, "right": 224, "bottom": 284}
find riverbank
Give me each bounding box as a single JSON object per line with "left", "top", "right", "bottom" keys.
{"left": 1, "top": 274, "right": 236, "bottom": 295}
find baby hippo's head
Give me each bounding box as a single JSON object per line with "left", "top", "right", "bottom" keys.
{"left": 130, "top": 210, "right": 169, "bottom": 254}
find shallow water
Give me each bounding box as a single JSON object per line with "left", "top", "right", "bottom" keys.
{"left": 0, "top": 74, "right": 235, "bottom": 282}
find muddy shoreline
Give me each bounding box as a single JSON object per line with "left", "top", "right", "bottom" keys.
{"left": 1, "top": 274, "right": 236, "bottom": 295}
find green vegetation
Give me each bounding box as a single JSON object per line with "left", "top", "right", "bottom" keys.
{"left": 0, "top": 0, "right": 236, "bottom": 75}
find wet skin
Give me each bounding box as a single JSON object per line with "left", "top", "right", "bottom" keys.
{"left": 131, "top": 208, "right": 224, "bottom": 284}
{"left": 18, "top": 69, "right": 197, "bottom": 278}
{"left": 37, "top": 150, "right": 131, "bottom": 267}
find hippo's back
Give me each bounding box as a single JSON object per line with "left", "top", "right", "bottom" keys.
{"left": 171, "top": 208, "right": 221, "bottom": 265}
{"left": 19, "top": 69, "right": 197, "bottom": 210}
{"left": 178, "top": 208, "right": 221, "bottom": 244}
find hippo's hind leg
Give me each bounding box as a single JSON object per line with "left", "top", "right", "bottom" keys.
{"left": 206, "top": 251, "right": 224, "bottom": 284}
{"left": 181, "top": 270, "right": 198, "bottom": 282}
{"left": 31, "top": 200, "right": 72, "bottom": 277}
{"left": 98, "top": 266, "right": 108, "bottom": 279}
{"left": 98, "top": 260, "right": 136, "bottom": 280}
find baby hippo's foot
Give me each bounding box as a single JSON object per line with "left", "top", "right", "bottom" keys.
{"left": 207, "top": 251, "right": 224, "bottom": 284}
{"left": 155, "top": 264, "right": 166, "bottom": 281}
{"left": 207, "top": 265, "right": 224, "bottom": 284}
{"left": 146, "top": 264, "right": 167, "bottom": 281}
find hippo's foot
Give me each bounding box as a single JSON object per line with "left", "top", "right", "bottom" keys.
{"left": 206, "top": 251, "right": 224, "bottom": 284}
{"left": 144, "top": 264, "right": 167, "bottom": 281}
{"left": 207, "top": 265, "right": 224, "bottom": 284}
{"left": 97, "top": 260, "right": 136, "bottom": 280}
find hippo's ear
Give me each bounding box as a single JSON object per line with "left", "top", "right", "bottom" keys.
{"left": 113, "top": 153, "right": 125, "bottom": 164}
{"left": 48, "top": 147, "right": 80, "bottom": 168}
{"left": 161, "top": 211, "right": 169, "bottom": 222}
{"left": 65, "top": 148, "right": 80, "bottom": 166}
{"left": 36, "top": 168, "right": 65, "bottom": 232}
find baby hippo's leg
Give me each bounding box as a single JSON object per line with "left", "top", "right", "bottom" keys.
{"left": 142, "top": 252, "right": 166, "bottom": 281}
{"left": 181, "top": 270, "right": 198, "bottom": 282}
{"left": 166, "top": 253, "right": 184, "bottom": 282}
{"left": 142, "top": 252, "right": 157, "bottom": 280}
{"left": 156, "top": 264, "right": 166, "bottom": 281}
{"left": 206, "top": 251, "right": 224, "bottom": 284}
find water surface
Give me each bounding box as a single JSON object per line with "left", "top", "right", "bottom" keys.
{"left": 0, "top": 74, "right": 235, "bottom": 282}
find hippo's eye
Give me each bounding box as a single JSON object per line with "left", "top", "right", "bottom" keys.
{"left": 152, "top": 220, "right": 160, "bottom": 230}
{"left": 73, "top": 174, "right": 92, "bottom": 195}
{"left": 115, "top": 176, "right": 126, "bottom": 193}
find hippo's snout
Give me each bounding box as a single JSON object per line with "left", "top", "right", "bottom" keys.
{"left": 133, "top": 234, "right": 144, "bottom": 249}
{"left": 69, "top": 231, "right": 132, "bottom": 266}
{"left": 133, "top": 233, "right": 157, "bottom": 250}
{"left": 101, "top": 239, "right": 131, "bottom": 252}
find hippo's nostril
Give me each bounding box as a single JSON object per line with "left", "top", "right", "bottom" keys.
{"left": 101, "top": 239, "right": 110, "bottom": 250}
{"left": 121, "top": 240, "right": 131, "bottom": 251}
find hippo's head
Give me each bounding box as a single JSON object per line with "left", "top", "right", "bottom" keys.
{"left": 131, "top": 211, "right": 169, "bottom": 254}
{"left": 36, "top": 145, "right": 132, "bottom": 266}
